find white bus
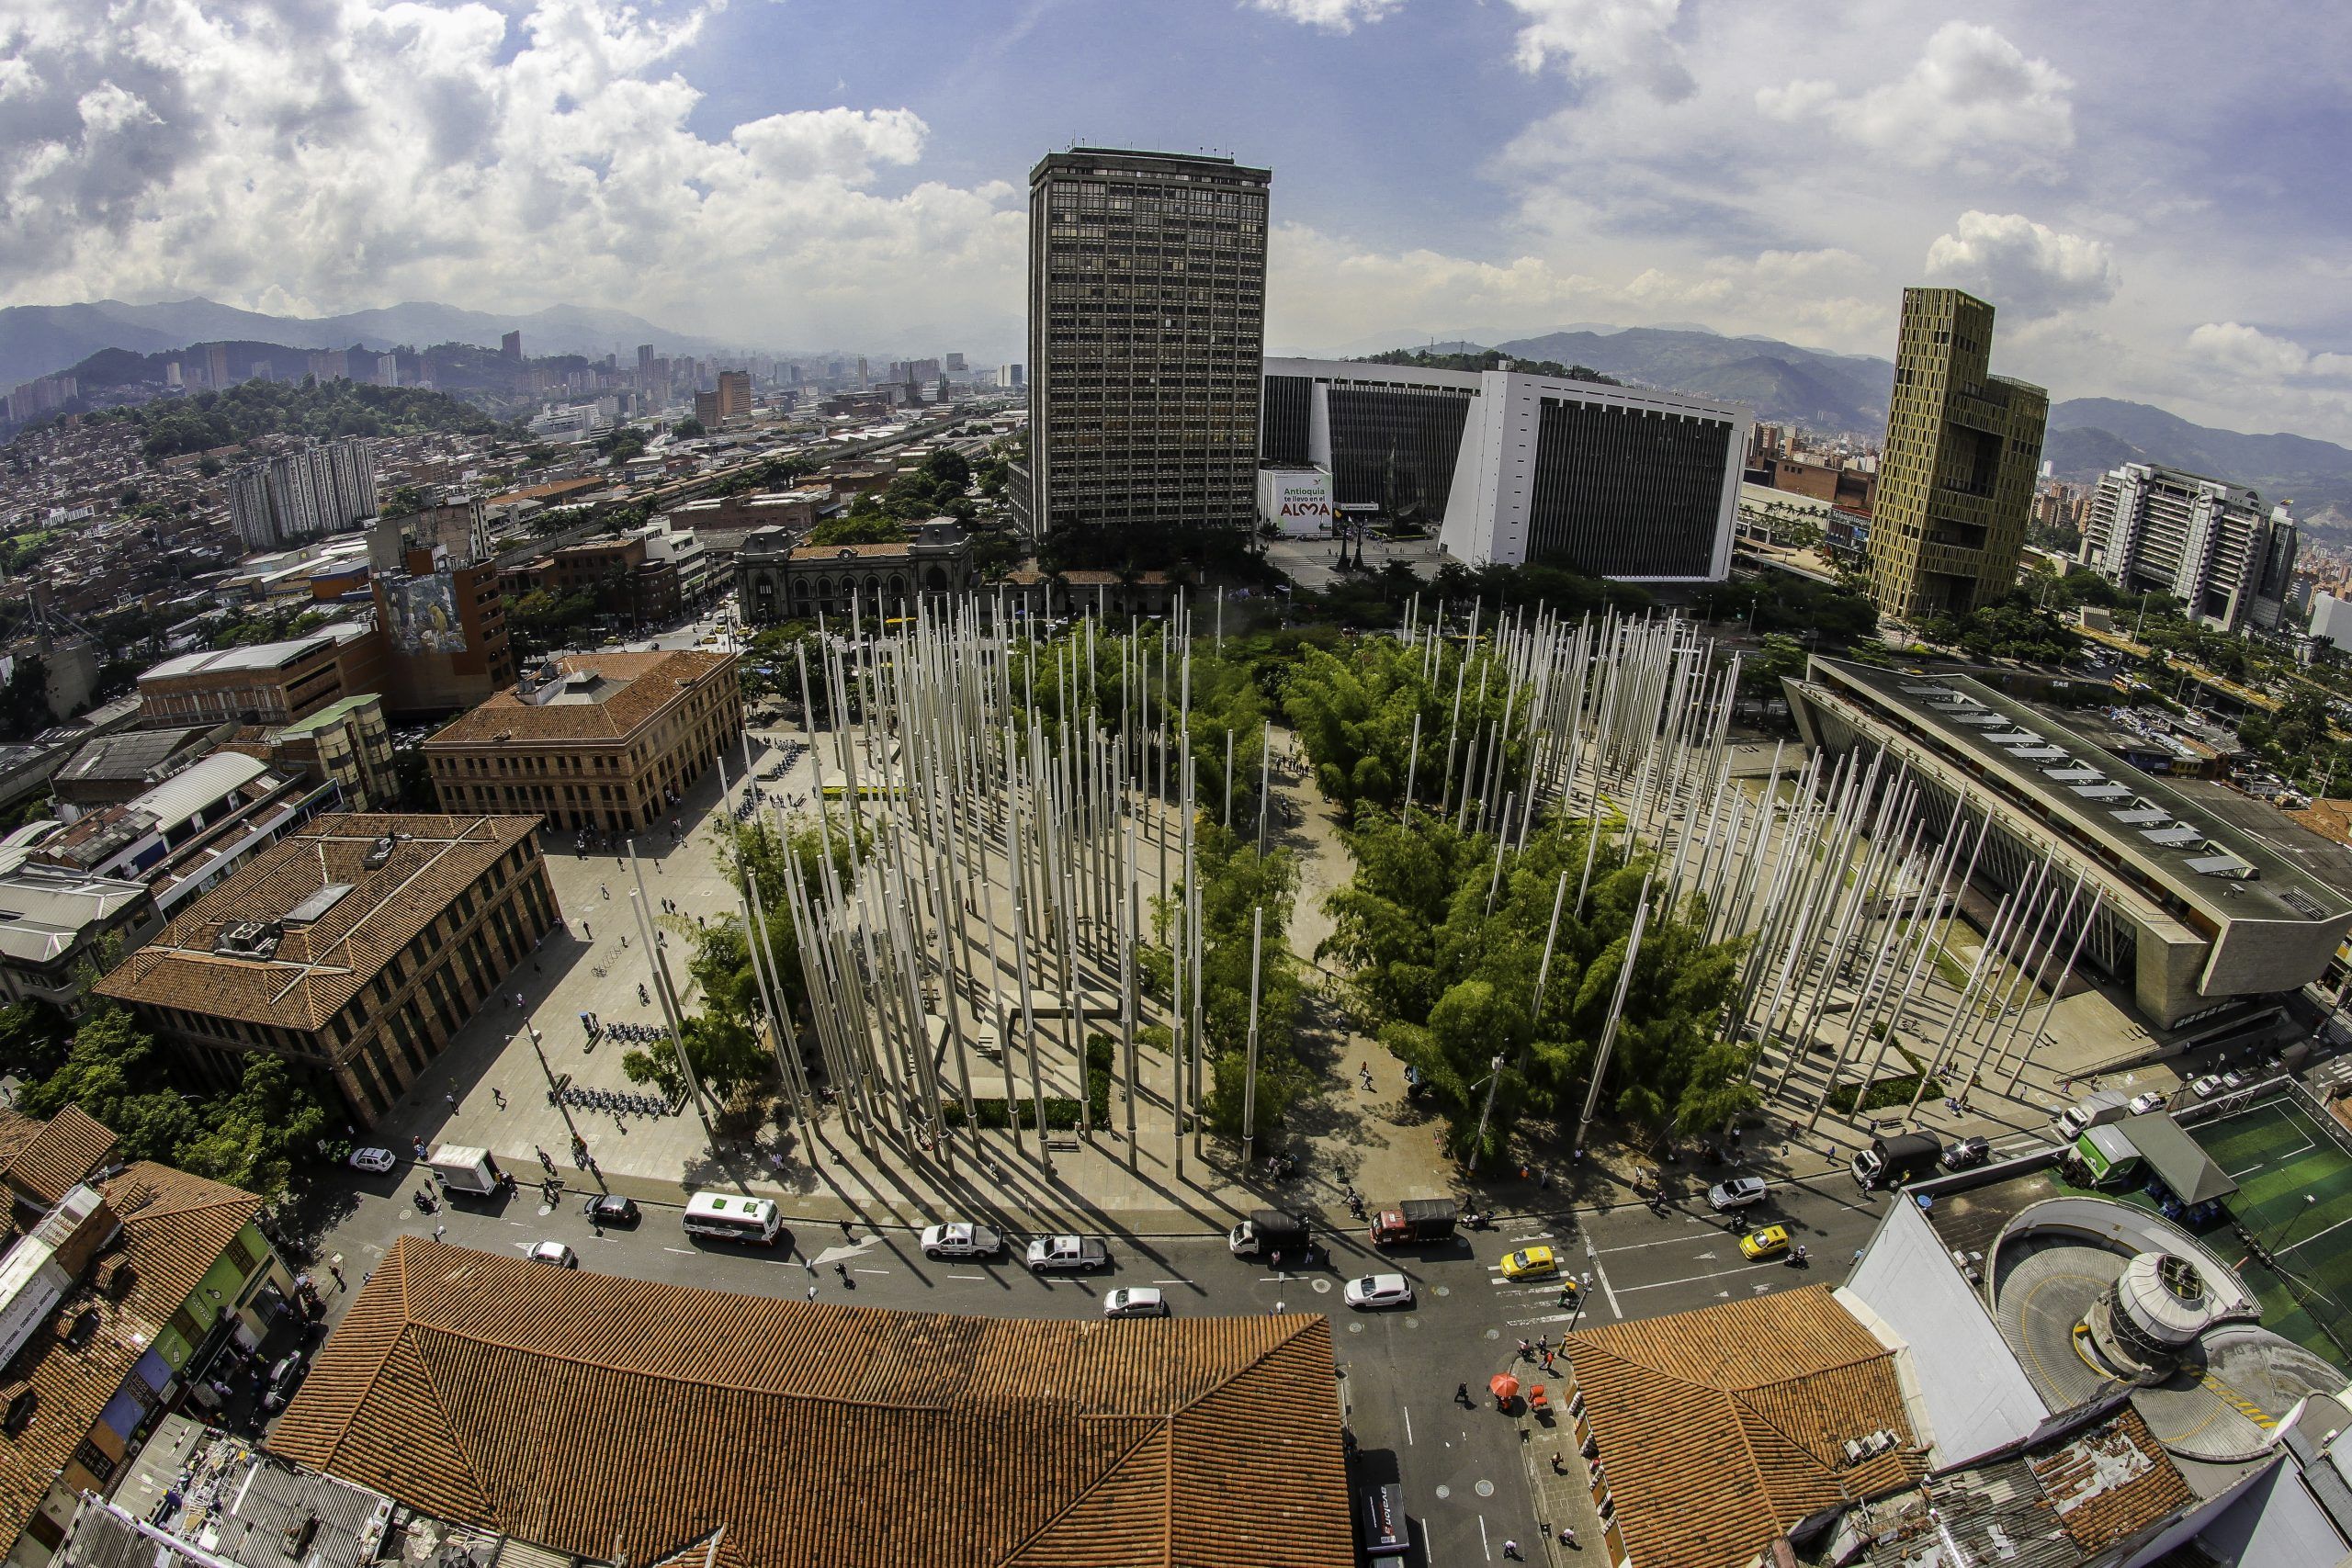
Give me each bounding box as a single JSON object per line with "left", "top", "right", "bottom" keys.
{"left": 682, "top": 1192, "right": 784, "bottom": 1247}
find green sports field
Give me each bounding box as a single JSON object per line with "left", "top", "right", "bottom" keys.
{"left": 2183, "top": 1094, "right": 2352, "bottom": 1368}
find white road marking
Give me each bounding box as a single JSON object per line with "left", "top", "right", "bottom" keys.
{"left": 1152, "top": 1278, "right": 1189, "bottom": 1285}
{"left": 1593, "top": 1230, "right": 1719, "bottom": 1254}
{"left": 947, "top": 1273, "right": 987, "bottom": 1280}
{"left": 2280, "top": 1212, "right": 2352, "bottom": 1258}
{"left": 1587, "top": 1251, "right": 1623, "bottom": 1318}
{"left": 1478, "top": 1513, "right": 1492, "bottom": 1560}
{"left": 663, "top": 1247, "right": 695, "bottom": 1255}
{"left": 1403, "top": 1404, "right": 1413, "bottom": 1445}
{"left": 1617, "top": 1261, "right": 1767, "bottom": 1292}
{"left": 854, "top": 1267, "right": 889, "bottom": 1276}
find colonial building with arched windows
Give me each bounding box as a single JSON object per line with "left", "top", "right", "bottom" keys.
{"left": 737, "top": 518, "right": 975, "bottom": 625}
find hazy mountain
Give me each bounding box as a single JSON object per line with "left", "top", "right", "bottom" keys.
{"left": 2047, "top": 398, "right": 2352, "bottom": 525}
{"left": 0, "top": 297, "right": 740, "bottom": 387}
{"left": 1495, "top": 327, "right": 1896, "bottom": 433}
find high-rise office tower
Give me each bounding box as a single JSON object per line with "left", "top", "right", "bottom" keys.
{"left": 2084, "top": 462, "right": 2298, "bottom": 634}
{"left": 1024, "top": 147, "right": 1270, "bottom": 540}
{"left": 1869, "top": 288, "right": 2048, "bottom": 621}
{"left": 502, "top": 330, "right": 523, "bottom": 361}
{"left": 716, "top": 370, "right": 752, "bottom": 422}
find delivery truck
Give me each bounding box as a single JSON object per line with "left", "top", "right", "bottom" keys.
{"left": 1370, "top": 1198, "right": 1459, "bottom": 1247}
{"left": 1849, "top": 1131, "right": 1939, "bottom": 1192}
{"left": 1227, "top": 1208, "right": 1311, "bottom": 1258}
{"left": 428, "top": 1145, "right": 504, "bottom": 1197}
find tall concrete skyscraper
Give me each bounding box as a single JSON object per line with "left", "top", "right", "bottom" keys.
{"left": 1868, "top": 288, "right": 2049, "bottom": 621}
{"left": 1023, "top": 147, "right": 1270, "bottom": 541}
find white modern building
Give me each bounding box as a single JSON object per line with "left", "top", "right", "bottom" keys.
{"left": 2083, "top": 461, "right": 2299, "bottom": 634}
{"left": 1261, "top": 359, "right": 1747, "bottom": 580}
{"left": 223, "top": 437, "right": 377, "bottom": 553}
{"left": 526, "top": 401, "right": 613, "bottom": 445}
{"left": 2311, "top": 592, "right": 2352, "bottom": 651}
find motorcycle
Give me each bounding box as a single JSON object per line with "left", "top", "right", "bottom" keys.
{"left": 1464, "top": 1210, "right": 1493, "bottom": 1231}
{"left": 1785, "top": 1246, "right": 1810, "bottom": 1269}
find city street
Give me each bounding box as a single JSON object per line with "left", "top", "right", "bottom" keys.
{"left": 297, "top": 1161, "right": 1896, "bottom": 1563}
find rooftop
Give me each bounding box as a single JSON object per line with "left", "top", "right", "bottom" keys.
{"left": 0, "top": 1106, "right": 117, "bottom": 1211}
{"left": 68, "top": 1414, "right": 395, "bottom": 1568}
{"left": 141, "top": 623, "right": 369, "bottom": 682}
{"left": 272, "top": 1236, "right": 1353, "bottom": 1568}
{"left": 1803, "top": 658, "right": 2352, "bottom": 930}
{"left": 1561, "top": 1286, "right": 1928, "bottom": 1568}
{"left": 0, "top": 858, "right": 150, "bottom": 968}
{"left": 277, "top": 692, "right": 382, "bottom": 737}
{"left": 425, "top": 650, "right": 731, "bottom": 746}
{"left": 91, "top": 814, "right": 538, "bottom": 1031}
{"left": 51, "top": 728, "right": 218, "bottom": 789}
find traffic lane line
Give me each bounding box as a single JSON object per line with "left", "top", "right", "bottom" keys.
{"left": 1614, "top": 1259, "right": 1781, "bottom": 1292}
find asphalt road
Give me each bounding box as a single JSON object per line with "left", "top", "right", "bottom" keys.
{"left": 297, "top": 1161, "right": 1902, "bottom": 1564}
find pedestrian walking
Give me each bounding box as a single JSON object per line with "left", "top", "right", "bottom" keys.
{"left": 840, "top": 1217, "right": 854, "bottom": 1239}
{"left": 1559, "top": 1525, "right": 1578, "bottom": 1549}
{"left": 1502, "top": 1541, "right": 1522, "bottom": 1561}
{"left": 328, "top": 1263, "right": 344, "bottom": 1287}
{"left": 434, "top": 1224, "right": 446, "bottom": 1241}
{"left": 601, "top": 883, "right": 609, "bottom": 899}
{"left": 444, "top": 1091, "right": 457, "bottom": 1111}
{"left": 492, "top": 1088, "right": 506, "bottom": 1110}
{"left": 1456, "top": 1382, "right": 1472, "bottom": 1406}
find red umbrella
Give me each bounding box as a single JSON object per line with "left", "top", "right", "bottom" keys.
{"left": 1488, "top": 1373, "right": 1521, "bottom": 1404}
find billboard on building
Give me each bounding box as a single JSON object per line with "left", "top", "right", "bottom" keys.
{"left": 1257, "top": 467, "right": 1334, "bottom": 537}
{"left": 389, "top": 573, "right": 465, "bottom": 655}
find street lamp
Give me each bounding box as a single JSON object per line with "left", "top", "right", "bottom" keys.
{"left": 1464, "top": 1054, "right": 1508, "bottom": 1174}
{"left": 2278, "top": 1192, "right": 2322, "bottom": 1254}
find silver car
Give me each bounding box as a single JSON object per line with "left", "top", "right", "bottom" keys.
{"left": 1707, "top": 1177, "right": 1769, "bottom": 1212}
{"left": 1343, "top": 1273, "right": 1416, "bottom": 1311}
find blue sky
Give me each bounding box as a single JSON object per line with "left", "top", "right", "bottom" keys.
{"left": 3, "top": 0, "right": 2349, "bottom": 440}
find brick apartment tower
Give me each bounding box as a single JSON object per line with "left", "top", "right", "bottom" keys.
{"left": 1868, "top": 288, "right": 2049, "bottom": 622}
{"left": 1024, "top": 148, "right": 1270, "bottom": 542}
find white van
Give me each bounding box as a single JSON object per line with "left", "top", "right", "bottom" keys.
{"left": 683, "top": 1192, "right": 784, "bottom": 1247}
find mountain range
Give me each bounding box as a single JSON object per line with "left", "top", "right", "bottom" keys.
{"left": 0, "top": 298, "right": 742, "bottom": 389}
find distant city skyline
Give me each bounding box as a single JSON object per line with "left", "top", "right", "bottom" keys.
{"left": 3, "top": 3, "right": 2346, "bottom": 441}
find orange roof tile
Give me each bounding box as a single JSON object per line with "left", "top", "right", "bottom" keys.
{"left": 0, "top": 1106, "right": 118, "bottom": 1209}
{"left": 92, "top": 814, "right": 538, "bottom": 1031}
{"left": 273, "top": 1238, "right": 1352, "bottom": 1568}
{"left": 99, "top": 1162, "right": 267, "bottom": 1331}
{"left": 425, "top": 650, "right": 733, "bottom": 746}
{"left": 1562, "top": 1287, "right": 1928, "bottom": 1568}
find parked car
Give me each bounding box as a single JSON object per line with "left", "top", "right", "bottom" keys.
{"left": 582, "top": 1193, "right": 640, "bottom": 1227}
{"left": 1498, "top": 1246, "right": 1558, "bottom": 1281}
{"left": 529, "top": 1241, "right": 579, "bottom": 1269}
{"left": 347, "top": 1147, "right": 395, "bottom": 1174}
{"left": 2128, "top": 1091, "right": 2166, "bottom": 1115}
{"left": 1343, "top": 1273, "right": 1417, "bottom": 1311}
{"left": 921, "top": 1222, "right": 1003, "bottom": 1260}
{"left": 1025, "top": 1235, "right": 1109, "bottom": 1273}
{"left": 2221, "top": 1070, "right": 2246, "bottom": 1091}
{"left": 2191, "top": 1075, "right": 2223, "bottom": 1099}
{"left": 1941, "top": 1136, "right": 1991, "bottom": 1171}
{"left": 1706, "top": 1177, "right": 1769, "bottom": 1212}
{"left": 1102, "top": 1287, "right": 1168, "bottom": 1318}
{"left": 1740, "top": 1225, "right": 1792, "bottom": 1261}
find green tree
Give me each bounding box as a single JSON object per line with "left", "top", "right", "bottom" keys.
{"left": 673, "top": 417, "right": 706, "bottom": 439}
{"left": 808, "top": 513, "right": 911, "bottom": 547}
{"left": 0, "top": 655, "right": 50, "bottom": 739}
{"left": 0, "top": 999, "right": 72, "bottom": 1083}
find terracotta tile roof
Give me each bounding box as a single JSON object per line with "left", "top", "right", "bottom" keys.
{"left": 1563, "top": 1287, "right": 1928, "bottom": 1568}
{"left": 424, "top": 650, "right": 732, "bottom": 746}
{"left": 2022, "top": 1405, "right": 2189, "bottom": 1554}
{"left": 100, "top": 1162, "right": 266, "bottom": 1330}
{"left": 92, "top": 814, "right": 539, "bottom": 1031}
{"left": 0, "top": 1106, "right": 118, "bottom": 1209}
{"left": 273, "top": 1238, "right": 1353, "bottom": 1568}
{"left": 2290, "top": 797, "right": 2352, "bottom": 847}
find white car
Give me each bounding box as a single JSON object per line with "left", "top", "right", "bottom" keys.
{"left": 2128, "top": 1091, "right": 2166, "bottom": 1115}
{"left": 1102, "top": 1287, "right": 1168, "bottom": 1318}
{"left": 528, "top": 1241, "right": 578, "bottom": 1269}
{"left": 1343, "top": 1273, "right": 1416, "bottom": 1311}
{"left": 921, "top": 1222, "right": 1002, "bottom": 1260}
{"left": 2191, "top": 1075, "right": 2223, "bottom": 1099}
{"left": 1707, "top": 1177, "right": 1770, "bottom": 1212}
{"left": 1025, "top": 1235, "right": 1109, "bottom": 1273}
{"left": 347, "top": 1147, "right": 395, "bottom": 1174}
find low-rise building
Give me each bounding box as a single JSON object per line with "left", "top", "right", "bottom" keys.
{"left": 737, "top": 519, "right": 972, "bottom": 625}
{"left": 271, "top": 1235, "right": 1352, "bottom": 1568}
{"left": 0, "top": 857, "right": 158, "bottom": 1012}
{"left": 266, "top": 694, "right": 398, "bottom": 812}
{"left": 49, "top": 728, "right": 231, "bottom": 821}
{"left": 93, "top": 814, "right": 555, "bottom": 1122}
{"left": 1787, "top": 656, "right": 2352, "bottom": 1030}
{"left": 424, "top": 651, "right": 741, "bottom": 835}
{"left": 0, "top": 1142, "right": 297, "bottom": 1566}
{"left": 23, "top": 751, "right": 333, "bottom": 917}
{"left": 500, "top": 536, "right": 679, "bottom": 627}
{"left": 134, "top": 626, "right": 386, "bottom": 729}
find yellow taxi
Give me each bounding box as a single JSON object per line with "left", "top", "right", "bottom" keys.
{"left": 1739, "top": 1224, "right": 1792, "bottom": 1261}
{"left": 1498, "top": 1245, "right": 1558, "bottom": 1280}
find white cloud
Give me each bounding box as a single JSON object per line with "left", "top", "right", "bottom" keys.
{"left": 1924, "top": 211, "right": 2118, "bottom": 318}
{"left": 1505, "top": 0, "right": 1693, "bottom": 101}
{"left": 2187, "top": 322, "right": 2352, "bottom": 381}
{"left": 1758, "top": 21, "right": 2073, "bottom": 176}
{"left": 0, "top": 0, "right": 1023, "bottom": 347}
{"left": 1248, "top": 0, "right": 1403, "bottom": 33}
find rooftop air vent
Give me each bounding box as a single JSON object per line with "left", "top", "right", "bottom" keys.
{"left": 363, "top": 834, "right": 398, "bottom": 869}
{"left": 211, "top": 920, "right": 281, "bottom": 960}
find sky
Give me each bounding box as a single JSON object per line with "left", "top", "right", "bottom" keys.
{"left": 3, "top": 0, "right": 2349, "bottom": 440}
